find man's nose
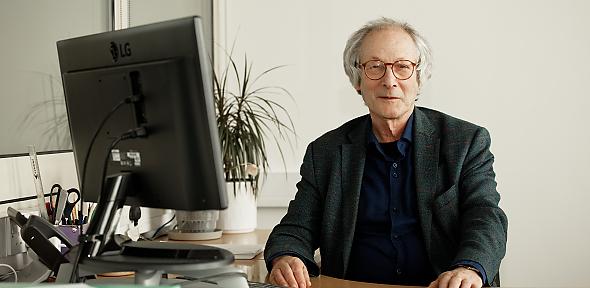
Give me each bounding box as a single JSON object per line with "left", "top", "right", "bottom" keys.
{"left": 381, "top": 65, "right": 398, "bottom": 88}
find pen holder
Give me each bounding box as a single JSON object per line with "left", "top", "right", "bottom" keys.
{"left": 52, "top": 224, "right": 87, "bottom": 254}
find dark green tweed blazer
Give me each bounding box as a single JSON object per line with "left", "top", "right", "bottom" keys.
{"left": 264, "top": 107, "right": 508, "bottom": 284}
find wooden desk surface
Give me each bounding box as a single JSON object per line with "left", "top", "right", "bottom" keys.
{"left": 234, "top": 259, "right": 422, "bottom": 288}
{"left": 160, "top": 229, "right": 421, "bottom": 288}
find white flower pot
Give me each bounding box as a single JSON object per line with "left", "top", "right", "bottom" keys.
{"left": 217, "top": 181, "right": 257, "bottom": 233}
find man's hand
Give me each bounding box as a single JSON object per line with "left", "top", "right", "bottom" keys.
{"left": 428, "top": 267, "right": 483, "bottom": 288}
{"left": 269, "top": 255, "right": 312, "bottom": 288}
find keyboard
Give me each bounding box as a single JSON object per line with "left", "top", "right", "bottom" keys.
{"left": 248, "top": 281, "right": 285, "bottom": 288}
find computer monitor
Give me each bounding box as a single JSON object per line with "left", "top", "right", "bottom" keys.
{"left": 57, "top": 16, "right": 227, "bottom": 212}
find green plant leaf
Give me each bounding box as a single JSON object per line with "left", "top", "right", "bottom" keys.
{"left": 211, "top": 44, "right": 297, "bottom": 196}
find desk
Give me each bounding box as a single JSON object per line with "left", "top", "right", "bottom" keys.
{"left": 160, "top": 230, "right": 420, "bottom": 288}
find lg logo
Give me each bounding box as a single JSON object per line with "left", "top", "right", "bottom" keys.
{"left": 110, "top": 41, "right": 131, "bottom": 62}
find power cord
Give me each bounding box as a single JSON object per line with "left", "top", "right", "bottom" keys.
{"left": 97, "top": 127, "right": 147, "bottom": 205}
{"left": 80, "top": 94, "right": 143, "bottom": 233}
{"left": 142, "top": 214, "right": 176, "bottom": 241}
{"left": 0, "top": 263, "right": 17, "bottom": 283}
{"left": 70, "top": 94, "right": 146, "bottom": 283}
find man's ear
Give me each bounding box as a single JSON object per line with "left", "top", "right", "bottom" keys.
{"left": 354, "top": 83, "right": 361, "bottom": 95}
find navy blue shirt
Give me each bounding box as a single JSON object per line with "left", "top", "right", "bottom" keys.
{"left": 346, "top": 113, "right": 436, "bottom": 286}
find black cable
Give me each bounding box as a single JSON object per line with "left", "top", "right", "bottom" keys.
{"left": 98, "top": 137, "right": 123, "bottom": 209}
{"left": 79, "top": 94, "right": 143, "bottom": 233}
{"left": 70, "top": 126, "right": 148, "bottom": 283}
{"left": 97, "top": 127, "right": 147, "bottom": 204}
{"left": 69, "top": 135, "right": 124, "bottom": 284}
{"left": 143, "top": 214, "right": 176, "bottom": 241}
{"left": 70, "top": 94, "right": 144, "bottom": 283}
{"left": 79, "top": 98, "right": 126, "bottom": 233}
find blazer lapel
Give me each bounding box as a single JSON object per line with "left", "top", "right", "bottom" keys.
{"left": 413, "top": 108, "right": 440, "bottom": 254}
{"left": 340, "top": 116, "right": 368, "bottom": 275}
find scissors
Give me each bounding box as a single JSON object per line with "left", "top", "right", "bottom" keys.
{"left": 48, "top": 184, "right": 62, "bottom": 223}
{"left": 54, "top": 187, "right": 80, "bottom": 224}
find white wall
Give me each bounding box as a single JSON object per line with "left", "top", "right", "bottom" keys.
{"left": 219, "top": 0, "right": 590, "bottom": 286}
{"left": 0, "top": 152, "right": 79, "bottom": 217}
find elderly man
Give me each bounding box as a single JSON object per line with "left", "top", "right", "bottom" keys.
{"left": 264, "top": 17, "right": 507, "bottom": 288}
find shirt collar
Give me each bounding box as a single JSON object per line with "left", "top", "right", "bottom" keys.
{"left": 367, "top": 112, "right": 414, "bottom": 144}
{"left": 401, "top": 112, "right": 414, "bottom": 143}
{"left": 366, "top": 111, "right": 414, "bottom": 159}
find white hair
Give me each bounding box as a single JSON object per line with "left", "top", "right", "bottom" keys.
{"left": 343, "top": 17, "right": 433, "bottom": 90}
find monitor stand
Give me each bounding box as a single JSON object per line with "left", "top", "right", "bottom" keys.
{"left": 57, "top": 241, "right": 242, "bottom": 286}
{"left": 56, "top": 172, "right": 245, "bottom": 287}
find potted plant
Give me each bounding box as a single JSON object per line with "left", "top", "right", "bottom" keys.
{"left": 212, "top": 48, "right": 296, "bottom": 233}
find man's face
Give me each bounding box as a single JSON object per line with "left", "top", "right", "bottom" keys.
{"left": 355, "top": 28, "right": 420, "bottom": 122}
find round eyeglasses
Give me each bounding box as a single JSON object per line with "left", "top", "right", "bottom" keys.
{"left": 358, "top": 59, "right": 417, "bottom": 81}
